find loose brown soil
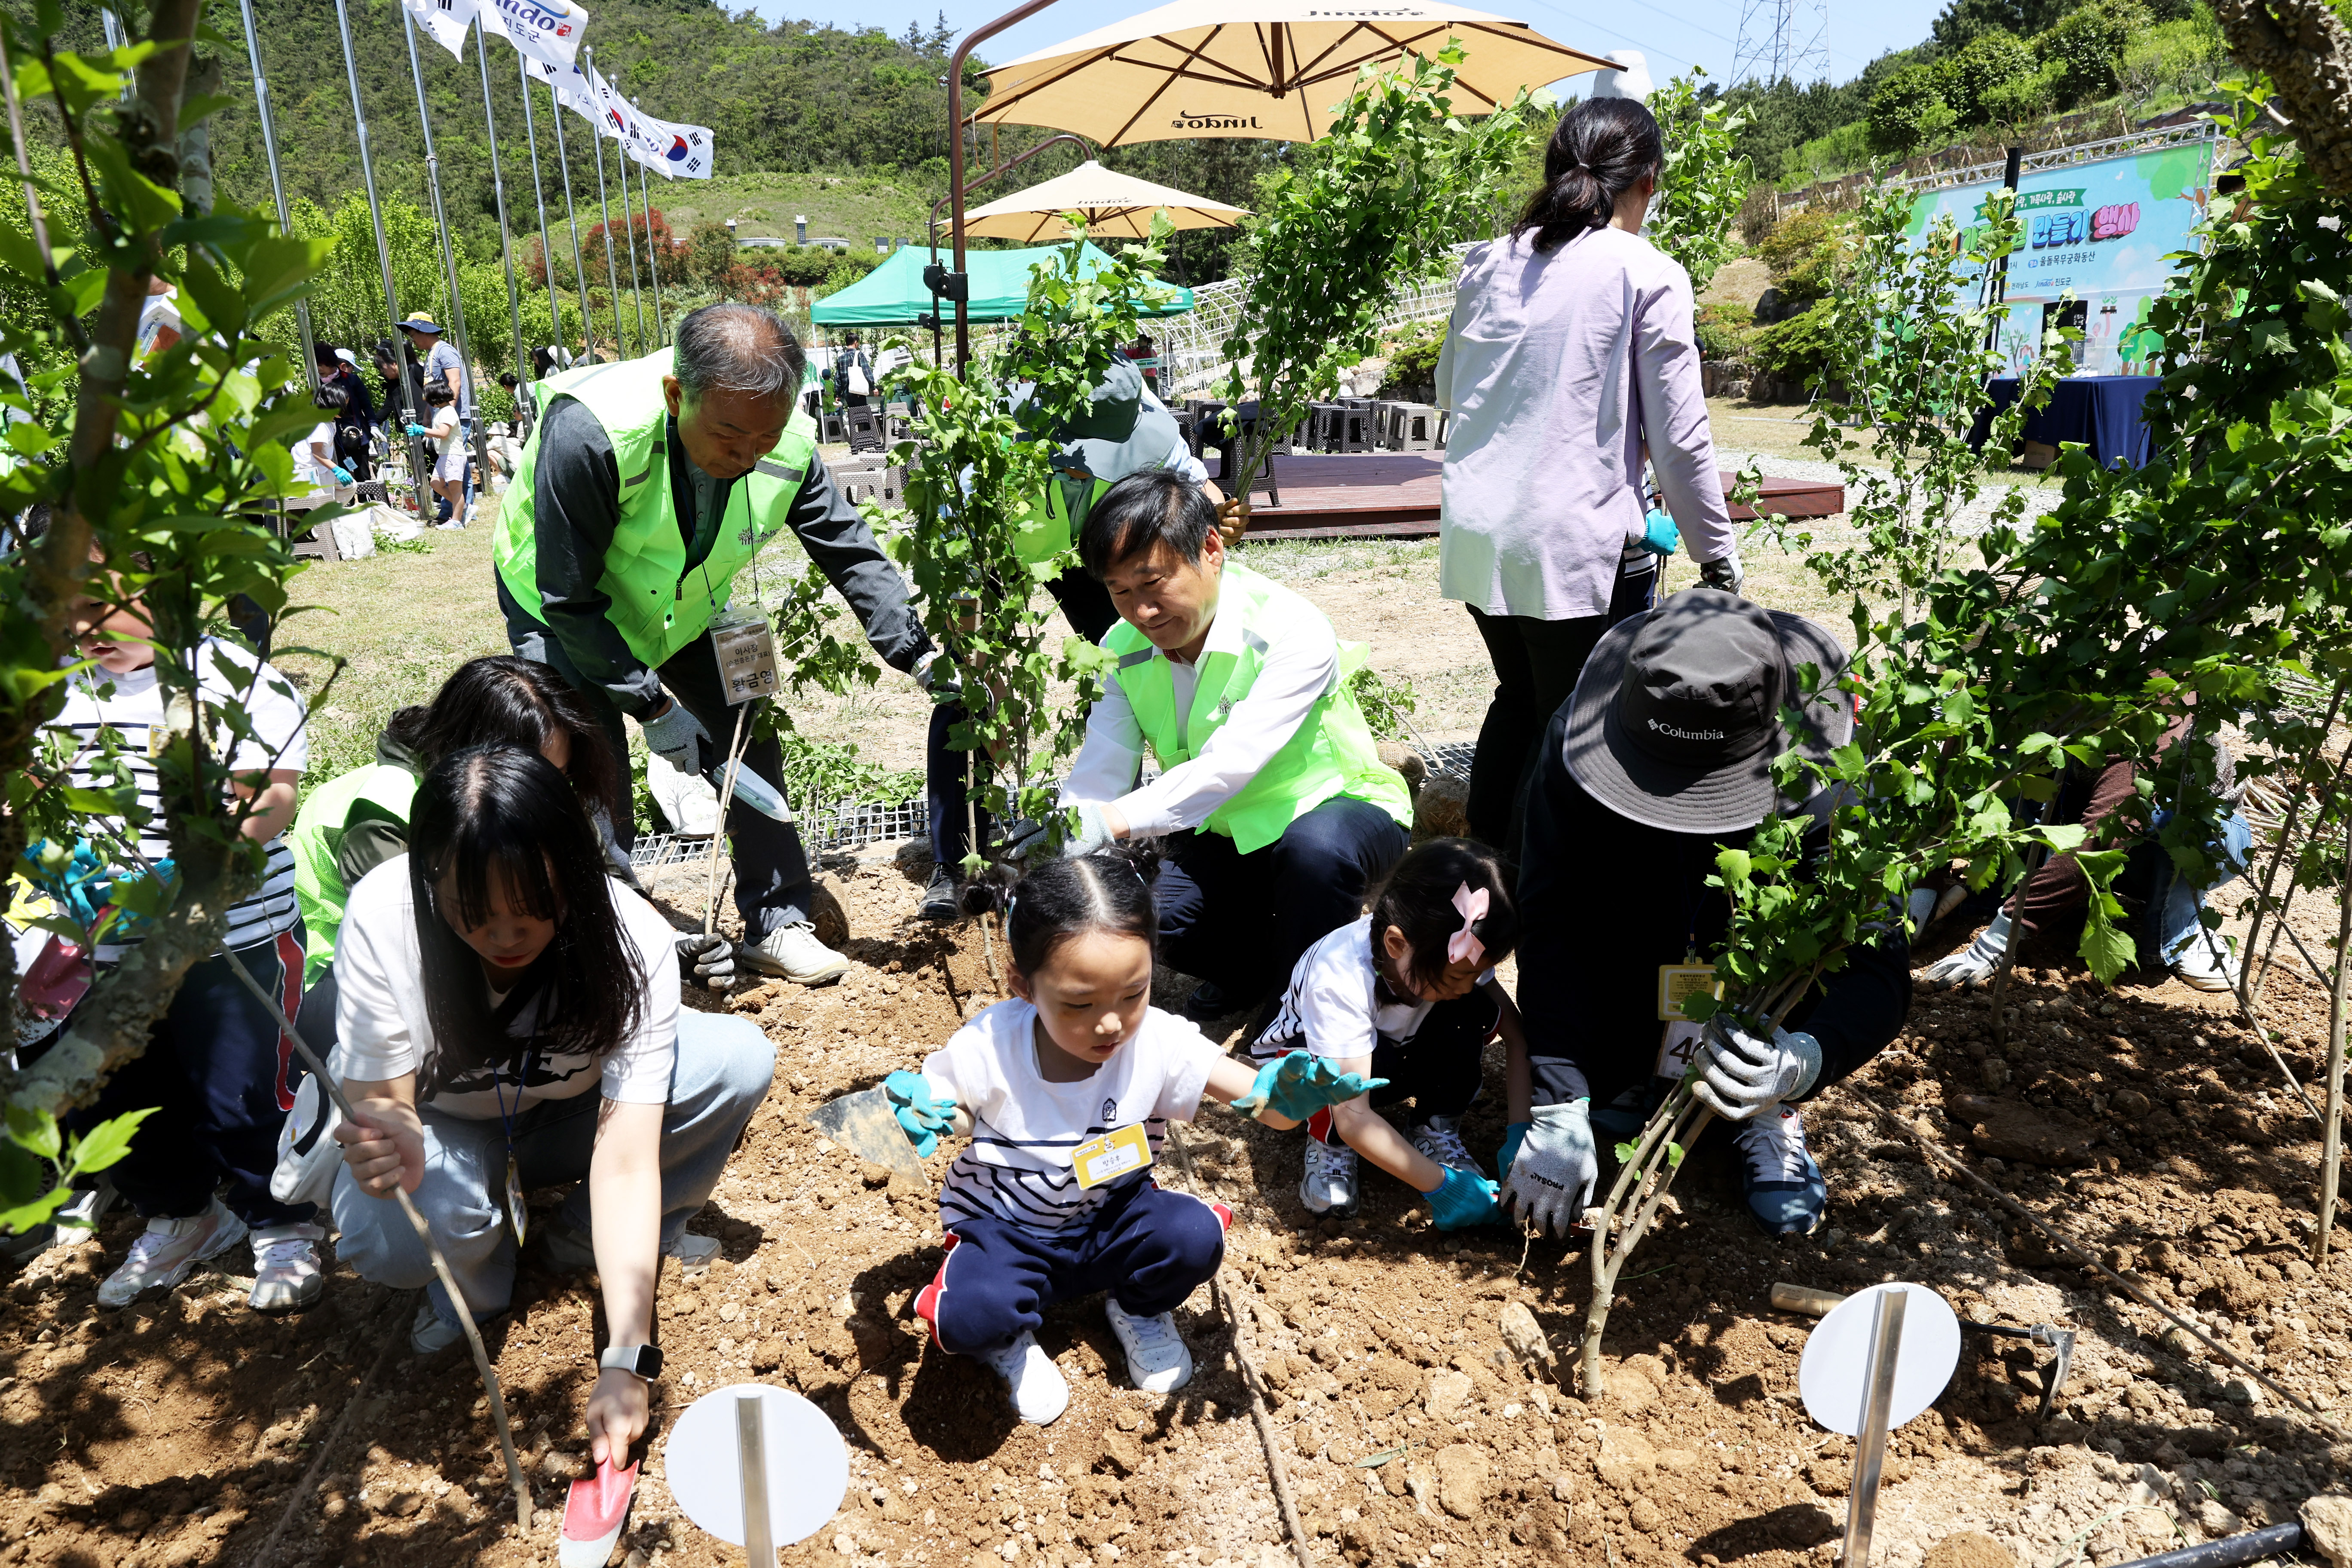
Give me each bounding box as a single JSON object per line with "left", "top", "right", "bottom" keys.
{"left": 7, "top": 854, "right": 2352, "bottom": 1568}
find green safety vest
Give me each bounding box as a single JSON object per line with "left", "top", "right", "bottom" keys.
{"left": 1104, "top": 561, "right": 1411, "bottom": 854}
{"left": 495, "top": 349, "right": 819, "bottom": 668}
{"left": 1015, "top": 473, "right": 1111, "bottom": 569}
{"left": 288, "top": 761, "right": 420, "bottom": 990}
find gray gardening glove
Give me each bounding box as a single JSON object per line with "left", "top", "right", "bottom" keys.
{"left": 1692, "top": 1017, "right": 1823, "bottom": 1121}
{"left": 640, "top": 696, "right": 711, "bottom": 776}
{"left": 677, "top": 930, "right": 735, "bottom": 990}
{"left": 1500, "top": 1101, "right": 1597, "bottom": 1237}
{"left": 1698, "top": 551, "right": 1746, "bottom": 595}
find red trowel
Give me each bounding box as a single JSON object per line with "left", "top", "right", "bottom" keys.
{"left": 559, "top": 1457, "right": 638, "bottom": 1568}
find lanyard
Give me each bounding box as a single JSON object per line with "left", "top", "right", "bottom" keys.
{"left": 490, "top": 1045, "right": 537, "bottom": 1245}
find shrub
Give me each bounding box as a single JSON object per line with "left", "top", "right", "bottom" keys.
{"left": 1750, "top": 300, "right": 1840, "bottom": 377}
{"left": 1755, "top": 208, "right": 1846, "bottom": 303}
{"left": 2037, "top": 0, "right": 2146, "bottom": 104}
{"left": 1383, "top": 319, "right": 1444, "bottom": 390}
{"left": 1942, "top": 29, "right": 2041, "bottom": 125}
{"left": 687, "top": 220, "right": 737, "bottom": 289}
{"left": 1867, "top": 62, "right": 1958, "bottom": 156}
{"left": 1696, "top": 300, "right": 1756, "bottom": 360}
{"left": 2118, "top": 10, "right": 2232, "bottom": 103}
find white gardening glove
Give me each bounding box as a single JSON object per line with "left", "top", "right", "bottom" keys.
{"left": 639, "top": 696, "right": 712, "bottom": 777}
{"left": 1699, "top": 551, "right": 1746, "bottom": 595}
{"left": 913, "top": 650, "right": 963, "bottom": 707}
{"left": 1500, "top": 1101, "right": 1597, "bottom": 1238}
{"left": 1692, "top": 1017, "right": 1824, "bottom": 1121}
{"left": 1920, "top": 910, "right": 2010, "bottom": 986}
{"left": 1059, "top": 801, "right": 1115, "bottom": 858}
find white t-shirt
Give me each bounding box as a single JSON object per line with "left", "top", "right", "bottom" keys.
{"left": 298, "top": 420, "right": 340, "bottom": 490}
{"left": 1253, "top": 915, "right": 1488, "bottom": 1063}
{"left": 50, "top": 639, "right": 307, "bottom": 960}
{"left": 334, "top": 856, "right": 680, "bottom": 1118}
{"left": 921, "top": 1000, "right": 1222, "bottom": 1235}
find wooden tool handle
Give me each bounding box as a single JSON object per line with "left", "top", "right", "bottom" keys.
{"left": 1770, "top": 1281, "right": 1847, "bottom": 1318}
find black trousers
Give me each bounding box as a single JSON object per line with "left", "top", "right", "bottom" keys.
{"left": 501, "top": 579, "right": 814, "bottom": 938}
{"left": 1155, "top": 795, "right": 1409, "bottom": 1003}
{"left": 1465, "top": 557, "right": 1657, "bottom": 856}
{"left": 1294, "top": 987, "right": 1498, "bottom": 1141}
{"left": 928, "top": 566, "right": 1121, "bottom": 870}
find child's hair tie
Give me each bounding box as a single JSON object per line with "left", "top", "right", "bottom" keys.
{"left": 1448, "top": 882, "right": 1488, "bottom": 967}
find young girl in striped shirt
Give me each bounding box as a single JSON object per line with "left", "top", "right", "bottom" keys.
{"left": 892, "top": 847, "right": 1378, "bottom": 1425}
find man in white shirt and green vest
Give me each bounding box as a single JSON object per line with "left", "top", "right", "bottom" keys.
{"left": 1056, "top": 472, "right": 1413, "bottom": 1021}
{"left": 496, "top": 302, "right": 946, "bottom": 985}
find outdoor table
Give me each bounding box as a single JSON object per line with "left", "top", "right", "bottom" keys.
{"left": 1967, "top": 375, "right": 2158, "bottom": 470}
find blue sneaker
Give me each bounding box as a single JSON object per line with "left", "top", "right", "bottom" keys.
{"left": 1734, "top": 1106, "right": 1826, "bottom": 1236}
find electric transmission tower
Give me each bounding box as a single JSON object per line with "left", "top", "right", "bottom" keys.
{"left": 1732, "top": 0, "right": 1828, "bottom": 86}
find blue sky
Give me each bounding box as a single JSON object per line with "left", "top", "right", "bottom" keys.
{"left": 748, "top": 0, "right": 1949, "bottom": 89}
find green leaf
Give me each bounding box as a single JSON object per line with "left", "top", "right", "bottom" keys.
{"left": 5, "top": 1104, "right": 62, "bottom": 1163}
{"left": 0, "top": 1187, "right": 71, "bottom": 1238}
{"left": 65, "top": 1108, "right": 159, "bottom": 1177}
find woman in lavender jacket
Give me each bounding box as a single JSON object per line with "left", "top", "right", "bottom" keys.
{"left": 1436, "top": 95, "right": 1742, "bottom": 854}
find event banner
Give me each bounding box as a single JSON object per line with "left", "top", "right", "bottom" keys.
{"left": 403, "top": 0, "right": 588, "bottom": 67}
{"left": 1905, "top": 139, "right": 2216, "bottom": 377}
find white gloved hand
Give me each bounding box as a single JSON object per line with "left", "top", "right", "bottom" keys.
{"left": 1060, "top": 801, "right": 1116, "bottom": 858}
{"left": 1920, "top": 910, "right": 2010, "bottom": 986}
{"left": 1692, "top": 1018, "right": 1823, "bottom": 1120}
{"left": 639, "top": 696, "right": 712, "bottom": 777}
{"left": 1500, "top": 1101, "right": 1597, "bottom": 1237}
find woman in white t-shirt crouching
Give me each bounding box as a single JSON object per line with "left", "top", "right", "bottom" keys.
{"left": 1251, "top": 838, "right": 1533, "bottom": 1230}
{"left": 329, "top": 745, "right": 773, "bottom": 1466}
{"left": 884, "top": 847, "right": 1381, "bottom": 1426}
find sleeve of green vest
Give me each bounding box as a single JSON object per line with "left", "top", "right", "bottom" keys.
{"left": 787, "top": 458, "right": 935, "bottom": 674}
{"left": 533, "top": 397, "right": 668, "bottom": 717}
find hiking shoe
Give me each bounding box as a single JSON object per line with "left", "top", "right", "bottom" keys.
{"left": 739, "top": 922, "right": 851, "bottom": 986}
{"left": 918, "top": 867, "right": 962, "bottom": 923}
{"left": 412, "top": 1298, "right": 464, "bottom": 1356}
{"left": 977, "top": 1330, "right": 1069, "bottom": 1426}
{"left": 97, "top": 1200, "right": 247, "bottom": 1308}
{"left": 1733, "top": 1107, "right": 1826, "bottom": 1237}
{"left": 1409, "top": 1116, "right": 1484, "bottom": 1177}
{"left": 667, "top": 1233, "right": 720, "bottom": 1272}
{"left": 1298, "top": 1135, "right": 1360, "bottom": 1219}
{"left": 1104, "top": 1297, "right": 1194, "bottom": 1394}
{"left": 2168, "top": 934, "right": 2239, "bottom": 993}
{"left": 248, "top": 1222, "right": 327, "bottom": 1313}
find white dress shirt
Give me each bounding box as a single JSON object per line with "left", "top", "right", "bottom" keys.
{"left": 1059, "top": 565, "right": 1339, "bottom": 839}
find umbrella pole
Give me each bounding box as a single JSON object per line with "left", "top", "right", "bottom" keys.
{"left": 926, "top": 127, "right": 1090, "bottom": 369}
{"left": 946, "top": 0, "right": 1065, "bottom": 372}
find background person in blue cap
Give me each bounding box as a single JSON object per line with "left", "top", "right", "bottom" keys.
{"left": 402, "top": 312, "right": 476, "bottom": 524}
{"left": 1501, "top": 587, "right": 1911, "bottom": 1238}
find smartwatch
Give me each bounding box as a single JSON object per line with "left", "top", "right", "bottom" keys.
{"left": 599, "top": 1344, "right": 664, "bottom": 1380}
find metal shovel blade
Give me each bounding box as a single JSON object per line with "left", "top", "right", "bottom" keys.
{"left": 807, "top": 1086, "right": 927, "bottom": 1183}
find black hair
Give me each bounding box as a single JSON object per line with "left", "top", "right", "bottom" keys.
{"left": 1513, "top": 97, "right": 1664, "bottom": 255}
{"left": 1079, "top": 471, "right": 1216, "bottom": 580}
{"left": 1004, "top": 843, "right": 1162, "bottom": 979}
{"left": 313, "top": 382, "right": 349, "bottom": 412}
{"left": 1371, "top": 837, "right": 1519, "bottom": 993}
{"left": 499, "top": 370, "right": 520, "bottom": 390}
{"left": 418, "top": 655, "right": 622, "bottom": 827}
{"left": 409, "top": 746, "right": 641, "bottom": 1095}
{"left": 373, "top": 340, "right": 398, "bottom": 367}
{"left": 425, "top": 383, "right": 456, "bottom": 407}
{"left": 383, "top": 703, "right": 433, "bottom": 753}
{"left": 314, "top": 341, "right": 343, "bottom": 366}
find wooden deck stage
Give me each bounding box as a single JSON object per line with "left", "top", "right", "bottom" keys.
{"left": 1207, "top": 453, "right": 1845, "bottom": 542}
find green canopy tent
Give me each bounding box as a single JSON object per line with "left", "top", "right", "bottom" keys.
{"left": 809, "top": 241, "right": 1194, "bottom": 328}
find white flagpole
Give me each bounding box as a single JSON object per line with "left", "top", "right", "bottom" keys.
{"left": 515, "top": 52, "right": 569, "bottom": 363}
{"left": 331, "top": 0, "right": 434, "bottom": 511}
{"left": 542, "top": 74, "right": 600, "bottom": 360}
{"left": 579, "top": 47, "right": 634, "bottom": 358}
{"left": 472, "top": 14, "right": 531, "bottom": 413}
{"left": 402, "top": 8, "right": 490, "bottom": 488}
{"left": 234, "top": 0, "right": 317, "bottom": 389}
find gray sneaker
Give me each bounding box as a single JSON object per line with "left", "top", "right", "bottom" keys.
{"left": 738, "top": 922, "right": 851, "bottom": 985}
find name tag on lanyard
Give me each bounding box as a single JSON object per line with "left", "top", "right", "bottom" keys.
{"left": 1072, "top": 1125, "right": 1153, "bottom": 1190}
{"left": 711, "top": 613, "right": 779, "bottom": 705}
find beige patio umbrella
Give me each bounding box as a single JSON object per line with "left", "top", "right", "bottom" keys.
{"left": 971, "top": 0, "right": 1615, "bottom": 147}
{"left": 962, "top": 158, "right": 1249, "bottom": 242}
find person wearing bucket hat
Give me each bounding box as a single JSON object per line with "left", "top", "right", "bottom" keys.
{"left": 1500, "top": 588, "right": 1913, "bottom": 1238}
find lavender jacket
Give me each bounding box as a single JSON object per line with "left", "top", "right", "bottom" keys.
{"left": 1435, "top": 225, "right": 1736, "bottom": 621}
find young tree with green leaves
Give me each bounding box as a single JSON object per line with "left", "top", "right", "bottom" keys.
{"left": 1643, "top": 67, "right": 1751, "bottom": 296}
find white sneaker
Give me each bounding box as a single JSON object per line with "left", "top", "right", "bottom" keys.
{"left": 1298, "top": 1136, "right": 1359, "bottom": 1218}
{"left": 2168, "top": 933, "right": 2239, "bottom": 993}
{"left": 738, "top": 922, "right": 851, "bottom": 986}
{"left": 412, "top": 1299, "right": 464, "bottom": 1355}
{"left": 98, "top": 1200, "right": 247, "bottom": 1308}
{"left": 666, "top": 1232, "right": 720, "bottom": 1271}
{"left": 1103, "top": 1297, "right": 1194, "bottom": 1394}
{"left": 53, "top": 1177, "right": 118, "bottom": 1238}
{"left": 248, "top": 1223, "right": 326, "bottom": 1313}
{"left": 977, "top": 1330, "right": 1069, "bottom": 1425}
{"left": 1409, "top": 1116, "right": 1483, "bottom": 1177}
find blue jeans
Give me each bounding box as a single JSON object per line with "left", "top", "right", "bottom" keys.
{"left": 331, "top": 1010, "right": 773, "bottom": 1326}
{"left": 2147, "top": 810, "right": 2252, "bottom": 962}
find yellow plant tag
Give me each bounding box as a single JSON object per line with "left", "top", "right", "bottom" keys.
{"left": 1071, "top": 1124, "right": 1152, "bottom": 1190}
{"left": 1657, "top": 964, "right": 1720, "bottom": 1022}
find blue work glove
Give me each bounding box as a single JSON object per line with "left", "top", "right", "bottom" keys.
{"left": 1059, "top": 801, "right": 1115, "bottom": 858}
{"left": 883, "top": 1069, "right": 958, "bottom": 1157}
{"left": 1230, "top": 1050, "right": 1388, "bottom": 1123}
{"left": 1640, "top": 507, "right": 1680, "bottom": 556}
{"left": 331, "top": 465, "right": 355, "bottom": 487}
{"left": 20, "top": 840, "right": 111, "bottom": 929}
{"left": 1498, "top": 1121, "right": 1531, "bottom": 1181}
{"left": 1421, "top": 1164, "right": 1502, "bottom": 1231}
{"left": 404, "top": 423, "right": 428, "bottom": 439}
{"left": 638, "top": 696, "right": 713, "bottom": 777}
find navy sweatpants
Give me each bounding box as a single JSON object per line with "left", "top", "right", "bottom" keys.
{"left": 915, "top": 1179, "right": 1231, "bottom": 1357}
{"left": 72, "top": 929, "right": 315, "bottom": 1228}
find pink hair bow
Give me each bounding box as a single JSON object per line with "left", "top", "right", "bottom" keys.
{"left": 1448, "top": 882, "right": 1488, "bottom": 968}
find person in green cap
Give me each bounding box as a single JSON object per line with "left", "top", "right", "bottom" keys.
{"left": 495, "top": 301, "right": 948, "bottom": 986}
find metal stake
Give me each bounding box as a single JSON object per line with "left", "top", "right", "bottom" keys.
{"left": 515, "top": 52, "right": 567, "bottom": 362}
{"left": 470, "top": 15, "right": 531, "bottom": 413}
{"left": 331, "top": 0, "right": 433, "bottom": 511}
{"left": 401, "top": 9, "right": 489, "bottom": 483}
{"left": 736, "top": 1394, "right": 775, "bottom": 1568}
{"left": 581, "top": 46, "right": 634, "bottom": 358}
{"left": 1841, "top": 1289, "right": 1908, "bottom": 1568}
{"left": 233, "top": 0, "right": 315, "bottom": 386}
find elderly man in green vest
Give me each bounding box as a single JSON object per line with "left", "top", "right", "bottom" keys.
{"left": 1055, "top": 471, "right": 1413, "bottom": 1022}
{"left": 496, "top": 301, "right": 945, "bottom": 985}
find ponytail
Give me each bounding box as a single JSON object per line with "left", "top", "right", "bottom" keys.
{"left": 1513, "top": 97, "right": 1665, "bottom": 255}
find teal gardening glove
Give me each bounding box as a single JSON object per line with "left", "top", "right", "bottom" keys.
{"left": 883, "top": 1069, "right": 958, "bottom": 1157}
{"left": 1421, "top": 1164, "right": 1502, "bottom": 1231}
{"left": 1230, "top": 1050, "right": 1388, "bottom": 1123}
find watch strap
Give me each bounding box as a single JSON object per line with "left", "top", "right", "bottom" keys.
{"left": 599, "top": 1344, "right": 661, "bottom": 1378}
